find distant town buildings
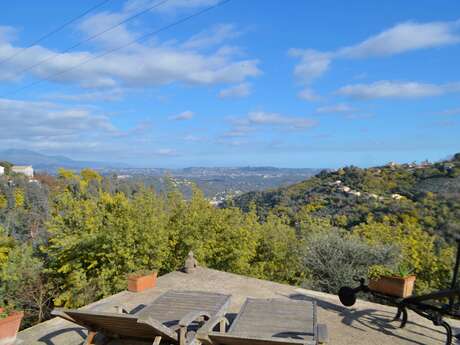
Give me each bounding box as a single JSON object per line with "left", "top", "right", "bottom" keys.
{"left": 340, "top": 186, "right": 351, "bottom": 193}
{"left": 391, "top": 193, "right": 404, "bottom": 200}
{"left": 12, "top": 165, "right": 34, "bottom": 177}
{"left": 0, "top": 166, "right": 4, "bottom": 176}
{"left": 337, "top": 184, "right": 391, "bottom": 201}
{"left": 386, "top": 161, "right": 400, "bottom": 169}
{"left": 209, "top": 190, "right": 243, "bottom": 207}
{"left": 116, "top": 174, "right": 132, "bottom": 180}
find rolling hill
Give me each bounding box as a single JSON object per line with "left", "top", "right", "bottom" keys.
{"left": 0, "top": 149, "right": 130, "bottom": 171}
{"left": 228, "top": 153, "right": 460, "bottom": 242}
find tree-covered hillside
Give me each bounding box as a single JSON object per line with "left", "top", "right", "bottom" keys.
{"left": 229, "top": 154, "right": 460, "bottom": 242}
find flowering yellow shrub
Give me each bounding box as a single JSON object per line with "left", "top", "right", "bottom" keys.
{"left": 353, "top": 217, "right": 454, "bottom": 293}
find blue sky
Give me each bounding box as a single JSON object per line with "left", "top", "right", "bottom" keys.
{"left": 0, "top": 0, "right": 459, "bottom": 168}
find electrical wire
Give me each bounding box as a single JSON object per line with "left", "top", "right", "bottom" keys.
{"left": 0, "top": 0, "right": 112, "bottom": 67}
{"left": 12, "top": 0, "right": 172, "bottom": 78}
{"left": 3, "top": 0, "right": 232, "bottom": 97}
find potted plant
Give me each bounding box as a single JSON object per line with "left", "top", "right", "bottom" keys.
{"left": 0, "top": 303, "right": 24, "bottom": 345}
{"left": 368, "top": 264, "right": 416, "bottom": 298}
{"left": 127, "top": 270, "right": 158, "bottom": 292}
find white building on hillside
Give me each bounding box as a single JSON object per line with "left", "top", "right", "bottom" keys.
{"left": 12, "top": 165, "right": 34, "bottom": 177}
{"left": 0, "top": 166, "right": 4, "bottom": 176}
{"left": 391, "top": 193, "right": 403, "bottom": 200}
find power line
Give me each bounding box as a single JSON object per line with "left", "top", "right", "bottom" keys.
{"left": 0, "top": 0, "right": 112, "bottom": 67}
{"left": 3, "top": 0, "right": 232, "bottom": 97}
{"left": 12, "top": 0, "right": 171, "bottom": 78}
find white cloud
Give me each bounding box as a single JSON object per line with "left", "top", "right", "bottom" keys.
{"left": 219, "top": 82, "right": 251, "bottom": 98}
{"left": 169, "top": 110, "right": 194, "bottom": 120}
{"left": 289, "top": 49, "right": 331, "bottom": 84}
{"left": 0, "top": 26, "right": 16, "bottom": 43}
{"left": 316, "top": 103, "right": 354, "bottom": 113}
{"left": 247, "top": 111, "right": 316, "bottom": 129}
{"left": 0, "top": 41, "right": 260, "bottom": 88}
{"left": 0, "top": 98, "right": 116, "bottom": 137}
{"left": 223, "top": 111, "right": 316, "bottom": 141}
{"left": 154, "top": 148, "right": 178, "bottom": 156}
{"left": 217, "top": 138, "right": 248, "bottom": 146}
{"left": 0, "top": 8, "right": 260, "bottom": 89}
{"left": 113, "top": 120, "right": 153, "bottom": 138}
{"left": 289, "top": 19, "right": 460, "bottom": 98}
{"left": 184, "top": 134, "right": 207, "bottom": 142}
{"left": 44, "top": 88, "right": 124, "bottom": 102}
{"left": 223, "top": 125, "right": 252, "bottom": 137}
{"left": 0, "top": 97, "right": 122, "bottom": 154}
{"left": 183, "top": 24, "right": 241, "bottom": 50}
{"left": 337, "top": 81, "right": 460, "bottom": 99}
{"left": 288, "top": 49, "right": 331, "bottom": 101}
{"left": 77, "top": 12, "right": 138, "bottom": 49}
{"left": 338, "top": 21, "right": 460, "bottom": 58}
{"left": 298, "top": 88, "right": 320, "bottom": 101}
{"left": 0, "top": 97, "right": 165, "bottom": 160}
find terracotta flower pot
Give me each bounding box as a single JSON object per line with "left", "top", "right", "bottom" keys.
{"left": 0, "top": 309, "right": 24, "bottom": 345}
{"left": 369, "top": 275, "right": 416, "bottom": 298}
{"left": 127, "top": 272, "right": 158, "bottom": 292}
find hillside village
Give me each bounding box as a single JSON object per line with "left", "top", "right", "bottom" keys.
{"left": 330, "top": 160, "right": 452, "bottom": 201}
{"left": 230, "top": 153, "right": 460, "bottom": 243}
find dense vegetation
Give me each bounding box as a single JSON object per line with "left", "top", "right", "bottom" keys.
{"left": 229, "top": 154, "right": 460, "bottom": 243}
{"left": 0, "top": 168, "right": 309, "bottom": 327}
{"left": 0, "top": 155, "right": 459, "bottom": 329}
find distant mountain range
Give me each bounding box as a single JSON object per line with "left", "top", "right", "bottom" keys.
{"left": 0, "top": 149, "right": 130, "bottom": 171}
{"left": 0, "top": 150, "right": 322, "bottom": 197}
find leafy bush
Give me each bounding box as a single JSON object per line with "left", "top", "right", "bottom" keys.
{"left": 367, "top": 263, "right": 414, "bottom": 280}
{"left": 354, "top": 219, "right": 454, "bottom": 293}
{"left": 0, "top": 226, "right": 14, "bottom": 266}
{"left": 250, "top": 213, "right": 303, "bottom": 284}
{"left": 367, "top": 265, "right": 394, "bottom": 280}
{"left": 46, "top": 188, "right": 170, "bottom": 307}
{"left": 0, "top": 243, "right": 52, "bottom": 327}
{"left": 302, "top": 229, "right": 398, "bottom": 293}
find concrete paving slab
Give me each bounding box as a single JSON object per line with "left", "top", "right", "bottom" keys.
{"left": 17, "top": 267, "right": 460, "bottom": 345}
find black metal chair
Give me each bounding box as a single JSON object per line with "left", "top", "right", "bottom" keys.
{"left": 338, "top": 239, "right": 460, "bottom": 345}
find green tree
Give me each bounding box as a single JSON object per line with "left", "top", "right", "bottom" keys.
{"left": 251, "top": 213, "right": 303, "bottom": 284}
{"left": 45, "top": 189, "right": 170, "bottom": 307}
{"left": 80, "top": 169, "right": 103, "bottom": 184}
{"left": 0, "top": 225, "right": 14, "bottom": 266}
{"left": 353, "top": 218, "right": 454, "bottom": 292}
{"left": 0, "top": 243, "right": 52, "bottom": 326}
{"left": 14, "top": 188, "right": 25, "bottom": 208}
{"left": 0, "top": 192, "right": 6, "bottom": 209}
{"left": 165, "top": 187, "right": 260, "bottom": 276}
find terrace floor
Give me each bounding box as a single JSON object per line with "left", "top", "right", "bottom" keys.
{"left": 18, "top": 267, "right": 460, "bottom": 345}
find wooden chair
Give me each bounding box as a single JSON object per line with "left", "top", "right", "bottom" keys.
{"left": 199, "top": 298, "right": 328, "bottom": 345}
{"left": 52, "top": 290, "right": 231, "bottom": 345}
